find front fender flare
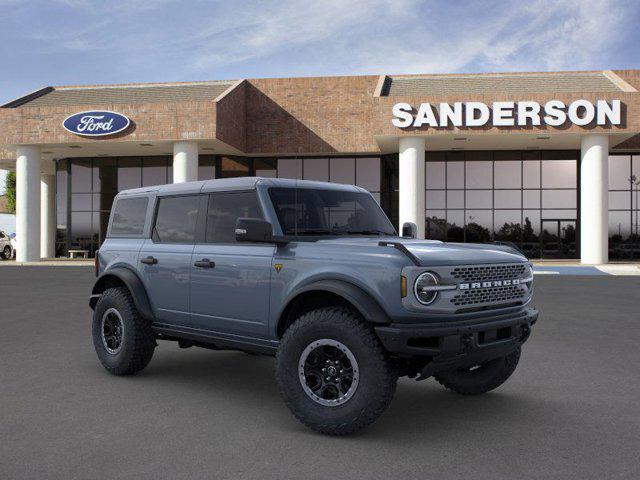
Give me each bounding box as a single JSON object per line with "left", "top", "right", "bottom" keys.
{"left": 278, "top": 279, "right": 391, "bottom": 327}
{"left": 90, "top": 267, "right": 154, "bottom": 321}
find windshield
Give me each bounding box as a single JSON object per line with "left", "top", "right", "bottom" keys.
{"left": 268, "top": 187, "right": 396, "bottom": 236}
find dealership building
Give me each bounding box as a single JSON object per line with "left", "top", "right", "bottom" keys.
{"left": 1, "top": 69, "right": 639, "bottom": 263}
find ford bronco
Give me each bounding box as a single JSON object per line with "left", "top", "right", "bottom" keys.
{"left": 90, "top": 177, "right": 538, "bottom": 435}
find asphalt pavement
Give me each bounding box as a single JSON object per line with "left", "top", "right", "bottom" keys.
{"left": 1, "top": 267, "right": 639, "bottom": 480}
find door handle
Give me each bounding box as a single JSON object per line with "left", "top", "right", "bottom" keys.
{"left": 140, "top": 256, "right": 158, "bottom": 265}
{"left": 194, "top": 259, "right": 215, "bottom": 268}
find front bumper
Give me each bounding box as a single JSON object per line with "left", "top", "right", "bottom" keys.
{"left": 375, "top": 307, "right": 538, "bottom": 378}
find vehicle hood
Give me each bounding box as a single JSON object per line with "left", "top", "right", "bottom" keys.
{"left": 313, "top": 237, "right": 527, "bottom": 266}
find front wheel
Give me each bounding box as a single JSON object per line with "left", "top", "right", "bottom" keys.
{"left": 1, "top": 245, "right": 11, "bottom": 260}
{"left": 276, "top": 307, "right": 397, "bottom": 435}
{"left": 434, "top": 347, "right": 521, "bottom": 395}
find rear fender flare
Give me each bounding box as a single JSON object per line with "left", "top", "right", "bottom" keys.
{"left": 90, "top": 267, "right": 154, "bottom": 321}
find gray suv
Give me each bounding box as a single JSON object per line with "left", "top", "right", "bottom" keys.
{"left": 90, "top": 177, "right": 538, "bottom": 435}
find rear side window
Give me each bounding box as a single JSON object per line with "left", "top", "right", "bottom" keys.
{"left": 205, "top": 192, "right": 262, "bottom": 243}
{"left": 153, "top": 195, "right": 200, "bottom": 244}
{"left": 110, "top": 197, "right": 148, "bottom": 236}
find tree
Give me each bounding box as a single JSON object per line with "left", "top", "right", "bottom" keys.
{"left": 465, "top": 222, "right": 492, "bottom": 243}
{"left": 5, "top": 171, "right": 16, "bottom": 214}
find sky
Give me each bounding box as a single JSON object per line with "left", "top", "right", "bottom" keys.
{"left": 1, "top": 0, "right": 639, "bottom": 192}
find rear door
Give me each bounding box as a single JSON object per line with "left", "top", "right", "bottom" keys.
{"left": 138, "top": 193, "right": 202, "bottom": 327}
{"left": 190, "top": 191, "right": 275, "bottom": 338}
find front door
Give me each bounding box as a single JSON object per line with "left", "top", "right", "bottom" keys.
{"left": 540, "top": 219, "right": 577, "bottom": 259}
{"left": 138, "top": 194, "right": 201, "bottom": 326}
{"left": 189, "top": 191, "right": 274, "bottom": 339}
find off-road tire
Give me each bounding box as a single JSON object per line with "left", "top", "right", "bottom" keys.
{"left": 1, "top": 245, "right": 11, "bottom": 260}
{"left": 276, "top": 307, "right": 397, "bottom": 436}
{"left": 92, "top": 287, "right": 156, "bottom": 375}
{"left": 434, "top": 347, "right": 521, "bottom": 395}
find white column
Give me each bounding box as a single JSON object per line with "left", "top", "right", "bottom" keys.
{"left": 16, "top": 146, "right": 41, "bottom": 262}
{"left": 40, "top": 161, "right": 56, "bottom": 259}
{"left": 580, "top": 134, "right": 609, "bottom": 264}
{"left": 398, "top": 137, "right": 426, "bottom": 239}
{"left": 173, "top": 141, "right": 198, "bottom": 183}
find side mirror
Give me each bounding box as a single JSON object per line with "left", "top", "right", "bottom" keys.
{"left": 235, "top": 218, "right": 273, "bottom": 243}
{"left": 402, "top": 222, "right": 417, "bottom": 239}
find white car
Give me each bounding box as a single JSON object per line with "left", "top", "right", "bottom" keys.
{"left": 0, "top": 230, "right": 13, "bottom": 260}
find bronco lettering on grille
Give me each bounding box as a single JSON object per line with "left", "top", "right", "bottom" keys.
{"left": 459, "top": 279, "right": 521, "bottom": 290}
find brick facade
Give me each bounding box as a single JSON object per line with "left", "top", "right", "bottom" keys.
{"left": 0, "top": 70, "right": 638, "bottom": 158}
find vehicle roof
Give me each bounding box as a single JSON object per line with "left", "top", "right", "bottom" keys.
{"left": 116, "top": 177, "right": 365, "bottom": 197}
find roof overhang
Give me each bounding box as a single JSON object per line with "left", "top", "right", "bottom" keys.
{"left": 374, "top": 131, "right": 640, "bottom": 154}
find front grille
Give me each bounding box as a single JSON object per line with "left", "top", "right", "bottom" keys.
{"left": 451, "top": 285, "right": 525, "bottom": 307}
{"left": 451, "top": 264, "right": 527, "bottom": 282}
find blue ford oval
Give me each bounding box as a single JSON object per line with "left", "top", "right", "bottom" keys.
{"left": 63, "top": 111, "right": 130, "bottom": 137}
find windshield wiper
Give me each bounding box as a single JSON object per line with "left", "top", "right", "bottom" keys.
{"left": 285, "top": 229, "right": 335, "bottom": 235}
{"left": 346, "top": 230, "right": 389, "bottom": 236}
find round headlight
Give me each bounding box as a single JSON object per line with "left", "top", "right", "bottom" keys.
{"left": 414, "top": 272, "right": 439, "bottom": 305}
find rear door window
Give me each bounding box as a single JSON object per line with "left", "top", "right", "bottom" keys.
{"left": 153, "top": 195, "right": 200, "bottom": 244}
{"left": 110, "top": 197, "right": 148, "bottom": 236}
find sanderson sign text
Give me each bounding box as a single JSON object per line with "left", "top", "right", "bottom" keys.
{"left": 391, "top": 100, "right": 622, "bottom": 128}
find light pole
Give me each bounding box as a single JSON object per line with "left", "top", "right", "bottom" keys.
{"left": 630, "top": 175, "right": 640, "bottom": 240}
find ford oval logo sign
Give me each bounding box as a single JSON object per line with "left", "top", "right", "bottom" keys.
{"left": 62, "top": 110, "right": 130, "bottom": 137}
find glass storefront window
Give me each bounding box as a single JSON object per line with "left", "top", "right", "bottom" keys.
{"left": 426, "top": 190, "right": 446, "bottom": 209}
{"left": 425, "top": 161, "right": 445, "bottom": 189}
{"left": 304, "top": 158, "right": 329, "bottom": 181}
{"left": 278, "top": 158, "right": 302, "bottom": 179}
{"left": 71, "top": 159, "right": 92, "bottom": 192}
{"left": 422, "top": 151, "right": 580, "bottom": 258}
{"left": 446, "top": 161, "right": 464, "bottom": 189}
{"left": 541, "top": 159, "right": 576, "bottom": 188}
{"left": 219, "top": 156, "right": 249, "bottom": 178}
{"left": 494, "top": 189, "right": 521, "bottom": 209}
{"left": 541, "top": 190, "right": 576, "bottom": 209}
{"left": 609, "top": 155, "right": 630, "bottom": 189}
{"left": 446, "top": 190, "right": 464, "bottom": 209}
{"left": 608, "top": 154, "right": 640, "bottom": 259}
{"left": 494, "top": 161, "right": 521, "bottom": 188}
{"left": 465, "top": 161, "right": 492, "bottom": 189}
{"left": 254, "top": 158, "right": 277, "bottom": 178}
{"left": 523, "top": 190, "right": 540, "bottom": 209}
{"left": 355, "top": 158, "right": 380, "bottom": 192}
{"left": 142, "top": 157, "right": 169, "bottom": 186}
{"left": 523, "top": 160, "right": 541, "bottom": 188}
{"left": 465, "top": 190, "right": 492, "bottom": 208}
{"left": 198, "top": 155, "right": 216, "bottom": 180}
{"left": 329, "top": 157, "right": 355, "bottom": 184}
{"left": 117, "top": 158, "right": 142, "bottom": 191}
{"left": 465, "top": 210, "right": 492, "bottom": 242}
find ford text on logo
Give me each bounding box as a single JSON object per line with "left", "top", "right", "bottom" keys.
{"left": 391, "top": 99, "right": 622, "bottom": 129}
{"left": 459, "top": 279, "right": 521, "bottom": 290}
{"left": 63, "top": 111, "right": 130, "bottom": 137}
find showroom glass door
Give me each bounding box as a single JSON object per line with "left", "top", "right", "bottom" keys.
{"left": 540, "top": 219, "right": 577, "bottom": 259}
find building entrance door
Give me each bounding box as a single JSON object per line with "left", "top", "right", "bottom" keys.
{"left": 540, "top": 219, "right": 578, "bottom": 259}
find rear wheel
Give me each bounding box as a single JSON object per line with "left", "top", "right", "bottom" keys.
{"left": 276, "top": 307, "right": 397, "bottom": 435}
{"left": 434, "top": 347, "right": 521, "bottom": 395}
{"left": 1, "top": 245, "right": 11, "bottom": 260}
{"left": 92, "top": 287, "right": 156, "bottom": 375}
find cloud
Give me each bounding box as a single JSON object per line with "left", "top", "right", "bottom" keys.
{"left": 188, "top": 0, "right": 417, "bottom": 71}
{"left": 0, "top": 0, "right": 637, "bottom": 106}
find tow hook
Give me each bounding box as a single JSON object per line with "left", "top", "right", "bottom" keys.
{"left": 462, "top": 333, "right": 473, "bottom": 350}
